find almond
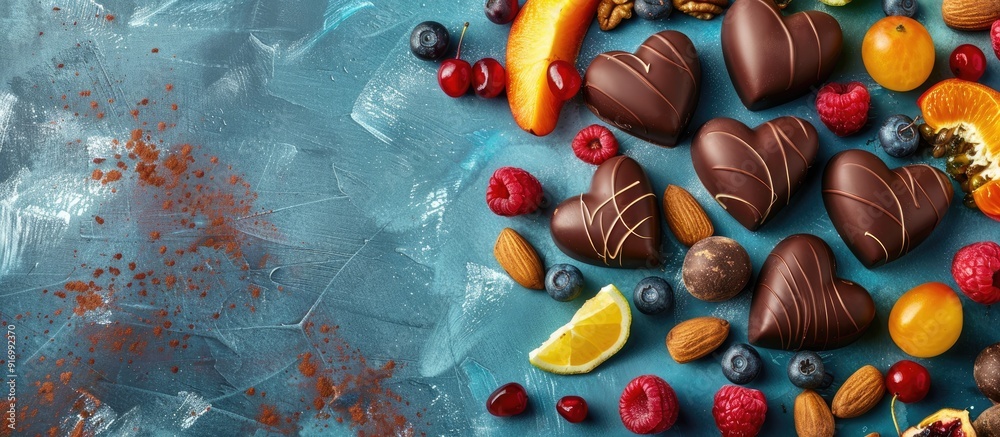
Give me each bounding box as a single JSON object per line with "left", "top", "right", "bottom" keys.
{"left": 831, "top": 365, "right": 885, "bottom": 419}
{"left": 795, "top": 390, "right": 835, "bottom": 437}
{"left": 493, "top": 228, "right": 545, "bottom": 290}
{"left": 665, "top": 316, "right": 729, "bottom": 363}
{"left": 943, "top": 0, "right": 1000, "bottom": 31}
{"left": 663, "top": 185, "right": 714, "bottom": 247}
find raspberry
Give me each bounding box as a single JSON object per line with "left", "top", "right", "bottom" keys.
{"left": 952, "top": 241, "right": 1000, "bottom": 305}
{"left": 815, "top": 81, "right": 870, "bottom": 137}
{"left": 712, "top": 385, "right": 767, "bottom": 437}
{"left": 992, "top": 20, "right": 1000, "bottom": 61}
{"left": 618, "top": 375, "right": 678, "bottom": 434}
{"left": 572, "top": 124, "right": 619, "bottom": 165}
{"left": 486, "top": 167, "right": 544, "bottom": 216}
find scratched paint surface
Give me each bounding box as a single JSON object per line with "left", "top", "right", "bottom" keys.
{"left": 0, "top": 0, "right": 999, "bottom": 435}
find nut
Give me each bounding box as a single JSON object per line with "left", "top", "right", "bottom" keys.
{"left": 663, "top": 185, "right": 714, "bottom": 247}
{"left": 975, "top": 404, "right": 1000, "bottom": 436}
{"left": 597, "top": 0, "right": 634, "bottom": 31}
{"left": 493, "top": 228, "right": 545, "bottom": 290}
{"left": 942, "top": 0, "right": 1000, "bottom": 31}
{"left": 864, "top": 434, "right": 880, "bottom": 437}
{"left": 794, "top": 390, "right": 835, "bottom": 437}
{"left": 673, "top": 0, "right": 728, "bottom": 20}
{"left": 665, "top": 316, "right": 729, "bottom": 363}
{"left": 831, "top": 365, "right": 885, "bottom": 419}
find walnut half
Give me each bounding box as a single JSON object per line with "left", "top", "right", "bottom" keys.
{"left": 597, "top": 0, "right": 634, "bottom": 31}
{"left": 674, "top": 0, "right": 728, "bottom": 20}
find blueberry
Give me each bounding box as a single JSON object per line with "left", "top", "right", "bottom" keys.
{"left": 485, "top": 0, "right": 520, "bottom": 25}
{"left": 632, "top": 277, "right": 673, "bottom": 315}
{"left": 545, "top": 264, "right": 584, "bottom": 302}
{"left": 721, "top": 343, "right": 762, "bottom": 385}
{"left": 787, "top": 351, "right": 826, "bottom": 389}
{"left": 410, "top": 21, "right": 450, "bottom": 61}
{"left": 883, "top": 0, "right": 916, "bottom": 17}
{"left": 879, "top": 114, "right": 920, "bottom": 158}
{"left": 634, "top": 0, "right": 673, "bottom": 20}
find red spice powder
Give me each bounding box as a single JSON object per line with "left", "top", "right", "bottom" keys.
{"left": 101, "top": 170, "right": 121, "bottom": 184}
{"left": 91, "top": 169, "right": 102, "bottom": 180}
{"left": 38, "top": 382, "right": 55, "bottom": 404}
{"left": 151, "top": 48, "right": 159, "bottom": 53}
{"left": 105, "top": 14, "right": 114, "bottom": 21}
{"left": 298, "top": 352, "right": 317, "bottom": 377}
{"left": 93, "top": 216, "right": 104, "bottom": 225}
{"left": 257, "top": 405, "right": 281, "bottom": 427}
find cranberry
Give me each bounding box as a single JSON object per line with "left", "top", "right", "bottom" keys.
{"left": 950, "top": 44, "right": 988, "bottom": 82}
{"left": 438, "top": 23, "right": 471, "bottom": 98}
{"left": 886, "top": 360, "right": 931, "bottom": 403}
{"left": 547, "top": 60, "right": 582, "bottom": 101}
{"left": 473, "top": 58, "right": 506, "bottom": 98}
{"left": 486, "top": 382, "right": 528, "bottom": 416}
{"left": 556, "top": 395, "right": 588, "bottom": 423}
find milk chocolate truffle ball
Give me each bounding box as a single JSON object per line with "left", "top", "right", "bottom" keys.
{"left": 682, "top": 236, "right": 752, "bottom": 302}
{"left": 976, "top": 343, "right": 1000, "bottom": 403}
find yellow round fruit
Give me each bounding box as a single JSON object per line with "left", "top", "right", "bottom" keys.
{"left": 888, "top": 282, "right": 963, "bottom": 358}
{"left": 862, "top": 17, "right": 935, "bottom": 92}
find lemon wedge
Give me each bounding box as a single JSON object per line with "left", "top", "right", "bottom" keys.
{"left": 528, "top": 284, "right": 631, "bottom": 375}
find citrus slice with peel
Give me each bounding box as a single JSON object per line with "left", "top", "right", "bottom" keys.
{"left": 528, "top": 284, "right": 631, "bottom": 374}
{"left": 818, "top": 0, "right": 851, "bottom": 6}
{"left": 919, "top": 79, "right": 1000, "bottom": 215}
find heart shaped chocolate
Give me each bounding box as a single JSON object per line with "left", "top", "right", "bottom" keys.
{"left": 822, "top": 150, "right": 953, "bottom": 268}
{"left": 551, "top": 156, "right": 661, "bottom": 268}
{"left": 691, "top": 116, "right": 819, "bottom": 231}
{"left": 582, "top": 30, "right": 701, "bottom": 148}
{"left": 749, "top": 234, "right": 875, "bottom": 351}
{"left": 721, "top": 0, "right": 842, "bottom": 110}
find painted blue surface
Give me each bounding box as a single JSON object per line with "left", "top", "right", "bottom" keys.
{"left": 1, "top": 0, "right": 999, "bottom": 435}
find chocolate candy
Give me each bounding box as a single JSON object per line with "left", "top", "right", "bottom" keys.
{"left": 682, "top": 236, "right": 752, "bottom": 302}
{"left": 551, "top": 155, "right": 661, "bottom": 268}
{"left": 691, "top": 116, "right": 819, "bottom": 231}
{"left": 974, "top": 343, "right": 1000, "bottom": 403}
{"left": 822, "top": 150, "right": 953, "bottom": 268}
{"left": 721, "top": 0, "right": 842, "bottom": 110}
{"left": 582, "top": 30, "right": 701, "bottom": 148}
{"left": 749, "top": 234, "right": 875, "bottom": 351}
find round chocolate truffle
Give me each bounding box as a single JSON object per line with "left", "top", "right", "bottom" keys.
{"left": 682, "top": 236, "right": 751, "bottom": 302}
{"left": 976, "top": 343, "right": 1000, "bottom": 403}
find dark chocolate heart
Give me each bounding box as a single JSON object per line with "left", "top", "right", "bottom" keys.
{"left": 691, "top": 116, "right": 819, "bottom": 231}
{"left": 749, "top": 234, "right": 875, "bottom": 351}
{"left": 822, "top": 150, "right": 953, "bottom": 268}
{"left": 721, "top": 0, "right": 842, "bottom": 110}
{"left": 550, "top": 156, "right": 661, "bottom": 268}
{"left": 582, "top": 30, "right": 701, "bottom": 148}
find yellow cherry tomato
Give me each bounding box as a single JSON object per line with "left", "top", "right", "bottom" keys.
{"left": 862, "top": 17, "right": 935, "bottom": 92}
{"left": 888, "top": 282, "right": 963, "bottom": 358}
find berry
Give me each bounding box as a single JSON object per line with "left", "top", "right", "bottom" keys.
{"left": 485, "top": 0, "right": 520, "bottom": 24}
{"left": 545, "top": 264, "right": 584, "bottom": 302}
{"left": 952, "top": 241, "right": 1000, "bottom": 305}
{"left": 787, "top": 351, "right": 826, "bottom": 389}
{"left": 547, "top": 60, "right": 582, "bottom": 101}
{"left": 473, "top": 58, "right": 506, "bottom": 98}
{"left": 992, "top": 20, "right": 1000, "bottom": 61}
{"left": 486, "top": 167, "right": 544, "bottom": 216}
{"left": 438, "top": 23, "right": 471, "bottom": 98}
{"left": 634, "top": 0, "right": 673, "bottom": 20}
{"left": 950, "top": 44, "right": 988, "bottom": 82}
{"left": 720, "top": 344, "right": 762, "bottom": 385}
{"left": 619, "top": 375, "right": 679, "bottom": 434}
{"left": 886, "top": 360, "right": 931, "bottom": 403}
{"left": 571, "top": 125, "right": 619, "bottom": 165}
{"left": 879, "top": 114, "right": 920, "bottom": 158}
{"left": 632, "top": 277, "right": 673, "bottom": 315}
{"left": 556, "top": 395, "right": 588, "bottom": 423}
{"left": 712, "top": 385, "right": 767, "bottom": 437}
{"left": 883, "top": 0, "right": 916, "bottom": 17}
{"left": 816, "top": 82, "right": 870, "bottom": 137}
{"left": 819, "top": 372, "right": 834, "bottom": 390}
{"left": 862, "top": 17, "right": 935, "bottom": 92}
{"left": 409, "top": 21, "right": 450, "bottom": 61}
{"left": 486, "top": 382, "right": 529, "bottom": 416}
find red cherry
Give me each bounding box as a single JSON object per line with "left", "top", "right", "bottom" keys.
{"left": 486, "top": 382, "right": 528, "bottom": 417}
{"left": 473, "top": 58, "right": 506, "bottom": 98}
{"left": 556, "top": 395, "right": 588, "bottom": 423}
{"left": 438, "top": 23, "right": 471, "bottom": 98}
{"left": 546, "top": 60, "right": 582, "bottom": 101}
{"left": 886, "top": 360, "right": 931, "bottom": 403}
{"left": 950, "top": 44, "right": 988, "bottom": 82}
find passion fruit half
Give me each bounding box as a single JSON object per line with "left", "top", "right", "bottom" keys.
{"left": 902, "top": 408, "right": 976, "bottom": 437}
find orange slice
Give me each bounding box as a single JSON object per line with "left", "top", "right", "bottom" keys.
{"left": 919, "top": 79, "right": 1000, "bottom": 178}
